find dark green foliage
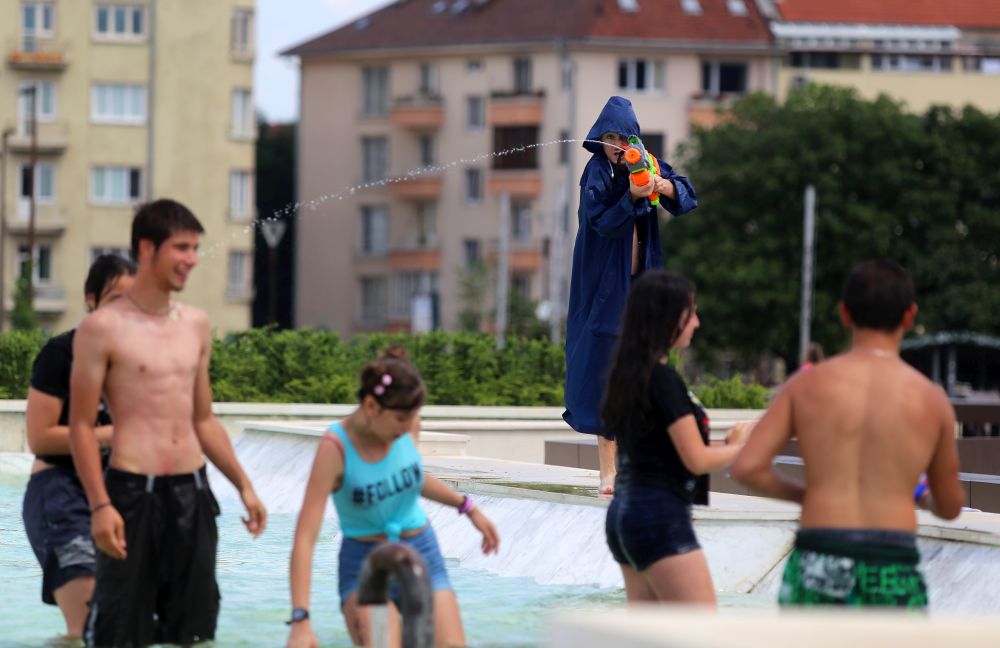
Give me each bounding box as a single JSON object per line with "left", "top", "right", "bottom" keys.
{"left": 693, "top": 374, "right": 770, "bottom": 410}
{"left": 10, "top": 270, "right": 38, "bottom": 332}
{"left": 0, "top": 329, "right": 45, "bottom": 398}
{"left": 667, "top": 85, "right": 1000, "bottom": 368}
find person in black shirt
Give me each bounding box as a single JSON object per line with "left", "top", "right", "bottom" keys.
{"left": 22, "top": 254, "right": 136, "bottom": 640}
{"left": 601, "top": 270, "right": 754, "bottom": 605}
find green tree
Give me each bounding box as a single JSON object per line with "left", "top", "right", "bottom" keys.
{"left": 666, "top": 85, "right": 1000, "bottom": 368}
{"left": 456, "top": 261, "right": 490, "bottom": 332}
{"left": 10, "top": 262, "right": 38, "bottom": 331}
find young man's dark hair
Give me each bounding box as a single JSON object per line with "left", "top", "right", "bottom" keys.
{"left": 841, "top": 259, "right": 916, "bottom": 332}
{"left": 84, "top": 254, "right": 136, "bottom": 307}
{"left": 130, "top": 199, "right": 205, "bottom": 261}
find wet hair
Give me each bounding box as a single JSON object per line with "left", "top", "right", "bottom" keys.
{"left": 601, "top": 270, "right": 696, "bottom": 438}
{"left": 130, "top": 199, "right": 205, "bottom": 261}
{"left": 841, "top": 259, "right": 915, "bottom": 332}
{"left": 84, "top": 254, "right": 136, "bottom": 309}
{"left": 804, "top": 342, "right": 825, "bottom": 364}
{"left": 357, "top": 345, "right": 427, "bottom": 412}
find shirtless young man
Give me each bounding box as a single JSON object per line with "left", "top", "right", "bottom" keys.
{"left": 731, "top": 259, "right": 964, "bottom": 609}
{"left": 69, "top": 199, "right": 267, "bottom": 646}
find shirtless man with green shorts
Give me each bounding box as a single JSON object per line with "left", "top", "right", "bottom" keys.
{"left": 732, "top": 259, "right": 965, "bottom": 608}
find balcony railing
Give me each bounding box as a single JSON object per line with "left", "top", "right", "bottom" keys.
{"left": 7, "top": 37, "right": 69, "bottom": 70}
{"left": 487, "top": 168, "right": 541, "bottom": 198}
{"left": 387, "top": 246, "right": 441, "bottom": 271}
{"left": 488, "top": 90, "right": 545, "bottom": 126}
{"left": 390, "top": 95, "right": 444, "bottom": 130}
{"left": 388, "top": 171, "right": 443, "bottom": 200}
{"left": 7, "top": 122, "right": 71, "bottom": 154}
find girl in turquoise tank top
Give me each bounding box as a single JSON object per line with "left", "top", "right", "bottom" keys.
{"left": 286, "top": 346, "right": 500, "bottom": 648}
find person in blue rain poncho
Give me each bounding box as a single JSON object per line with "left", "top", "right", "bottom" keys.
{"left": 563, "top": 96, "right": 698, "bottom": 494}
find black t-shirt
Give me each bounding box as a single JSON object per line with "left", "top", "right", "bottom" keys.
{"left": 615, "top": 361, "right": 710, "bottom": 504}
{"left": 30, "top": 330, "right": 112, "bottom": 472}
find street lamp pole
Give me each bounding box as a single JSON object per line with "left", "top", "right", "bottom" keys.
{"left": 26, "top": 85, "right": 38, "bottom": 297}
{"left": 0, "top": 128, "right": 14, "bottom": 331}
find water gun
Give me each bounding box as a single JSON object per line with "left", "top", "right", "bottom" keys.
{"left": 622, "top": 135, "right": 662, "bottom": 206}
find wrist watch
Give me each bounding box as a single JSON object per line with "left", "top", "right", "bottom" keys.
{"left": 286, "top": 607, "right": 310, "bottom": 625}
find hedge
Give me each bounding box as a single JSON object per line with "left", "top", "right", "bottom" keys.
{"left": 0, "top": 328, "right": 767, "bottom": 408}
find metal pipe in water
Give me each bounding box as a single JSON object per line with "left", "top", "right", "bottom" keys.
{"left": 357, "top": 543, "right": 434, "bottom": 648}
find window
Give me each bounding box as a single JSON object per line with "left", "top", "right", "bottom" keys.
{"left": 511, "top": 201, "right": 532, "bottom": 242}
{"left": 415, "top": 203, "right": 437, "bottom": 247}
{"left": 463, "top": 239, "right": 481, "bottom": 267}
{"left": 231, "top": 89, "right": 253, "bottom": 138}
{"left": 18, "top": 244, "right": 52, "bottom": 284}
{"left": 789, "top": 52, "right": 842, "bottom": 69}
{"left": 641, "top": 133, "right": 666, "bottom": 159}
{"left": 559, "top": 129, "right": 570, "bottom": 164}
{"left": 466, "top": 96, "right": 485, "bottom": 130}
{"left": 362, "top": 66, "right": 389, "bottom": 116}
{"left": 701, "top": 61, "right": 748, "bottom": 95}
{"left": 361, "top": 136, "right": 389, "bottom": 183}
{"left": 871, "top": 53, "right": 952, "bottom": 73}
{"left": 91, "top": 166, "right": 143, "bottom": 204}
{"left": 19, "top": 163, "right": 55, "bottom": 204}
{"left": 231, "top": 8, "right": 253, "bottom": 56}
{"left": 511, "top": 274, "right": 530, "bottom": 300}
{"left": 964, "top": 56, "right": 1000, "bottom": 74}
{"left": 226, "top": 251, "right": 251, "bottom": 299}
{"left": 419, "top": 134, "right": 435, "bottom": 167}
{"left": 681, "top": 0, "right": 702, "bottom": 15}
{"left": 90, "top": 247, "right": 130, "bottom": 263}
{"left": 617, "top": 59, "right": 666, "bottom": 92}
{"left": 419, "top": 62, "right": 438, "bottom": 96}
{"left": 360, "top": 277, "right": 388, "bottom": 324}
{"left": 390, "top": 271, "right": 438, "bottom": 319}
{"left": 360, "top": 205, "right": 389, "bottom": 255}
{"left": 492, "top": 126, "right": 539, "bottom": 169}
{"left": 229, "top": 171, "right": 254, "bottom": 221}
{"left": 513, "top": 58, "right": 532, "bottom": 94}
{"left": 94, "top": 4, "right": 146, "bottom": 41}
{"left": 725, "top": 0, "right": 748, "bottom": 16}
{"left": 18, "top": 81, "right": 56, "bottom": 133}
{"left": 464, "top": 168, "right": 482, "bottom": 202}
{"left": 467, "top": 59, "right": 482, "bottom": 72}
{"left": 91, "top": 84, "right": 146, "bottom": 124}
{"left": 22, "top": 2, "right": 54, "bottom": 49}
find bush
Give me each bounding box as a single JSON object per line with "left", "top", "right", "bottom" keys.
{"left": 0, "top": 329, "right": 46, "bottom": 398}
{"left": 694, "top": 373, "right": 770, "bottom": 409}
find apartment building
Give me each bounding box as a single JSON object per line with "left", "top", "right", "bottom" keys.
{"left": 770, "top": 0, "right": 1000, "bottom": 112}
{"left": 285, "top": 0, "right": 775, "bottom": 335}
{"left": 0, "top": 0, "right": 256, "bottom": 334}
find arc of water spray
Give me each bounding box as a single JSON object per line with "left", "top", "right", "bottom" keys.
{"left": 198, "top": 139, "right": 627, "bottom": 260}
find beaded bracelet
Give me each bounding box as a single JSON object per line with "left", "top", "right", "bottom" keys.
{"left": 458, "top": 495, "right": 474, "bottom": 515}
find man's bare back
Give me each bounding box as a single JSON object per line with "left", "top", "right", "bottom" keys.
{"left": 778, "top": 349, "right": 957, "bottom": 531}
{"left": 84, "top": 298, "right": 210, "bottom": 475}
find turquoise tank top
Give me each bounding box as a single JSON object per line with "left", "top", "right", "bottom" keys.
{"left": 328, "top": 421, "right": 427, "bottom": 541}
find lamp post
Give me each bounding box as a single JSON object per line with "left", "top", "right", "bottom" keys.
{"left": 0, "top": 128, "right": 15, "bottom": 331}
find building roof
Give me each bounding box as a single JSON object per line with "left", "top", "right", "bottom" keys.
{"left": 283, "top": 0, "right": 773, "bottom": 57}
{"left": 773, "top": 0, "right": 1000, "bottom": 30}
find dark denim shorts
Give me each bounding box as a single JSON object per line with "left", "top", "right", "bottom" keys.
{"left": 605, "top": 484, "right": 701, "bottom": 572}
{"left": 338, "top": 525, "right": 452, "bottom": 609}
{"left": 22, "top": 468, "right": 97, "bottom": 604}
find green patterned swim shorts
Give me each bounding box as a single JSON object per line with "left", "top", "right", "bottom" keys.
{"left": 779, "top": 528, "right": 928, "bottom": 609}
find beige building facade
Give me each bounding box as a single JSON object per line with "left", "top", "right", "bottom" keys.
{"left": 287, "top": 0, "right": 776, "bottom": 335}
{"left": 0, "top": 0, "right": 255, "bottom": 334}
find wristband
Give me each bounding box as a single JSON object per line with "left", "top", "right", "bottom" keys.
{"left": 91, "top": 502, "right": 112, "bottom": 514}
{"left": 458, "top": 495, "right": 474, "bottom": 515}
{"left": 913, "top": 480, "right": 929, "bottom": 502}
{"left": 286, "top": 608, "right": 309, "bottom": 625}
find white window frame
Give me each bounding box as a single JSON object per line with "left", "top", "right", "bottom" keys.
{"left": 22, "top": 2, "right": 55, "bottom": 47}
{"left": 418, "top": 134, "right": 435, "bottom": 168}
{"left": 466, "top": 96, "right": 485, "bottom": 130}
{"left": 390, "top": 271, "right": 438, "bottom": 320}
{"left": 18, "top": 162, "right": 55, "bottom": 204}
{"left": 91, "top": 166, "right": 144, "bottom": 205}
{"left": 91, "top": 83, "right": 147, "bottom": 125}
{"left": 231, "top": 88, "right": 254, "bottom": 139}
{"left": 229, "top": 171, "right": 254, "bottom": 222}
{"left": 226, "top": 250, "right": 252, "bottom": 300}
{"left": 18, "top": 81, "right": 57, "bottom": 134}
{"left": 702, "top": 60, "right": 749, "bottom": 96}
{"left": 94, "top": 4, "right": 147, "bottom": 42}
{"left": 419, "top": 62, "right": 439, "bottom": 96}
{"left": 511, "top": 200, "right": 532, "bottom": 243}
{"left": 617, "top": 59, "right": 666, "bottom": 93}
{"left": 362, "top": 66, "right": 389, "bottom": 117}
{"left": 231, "top": 8, "right": 254, "bottom": 57}
{"left": 360, "top": 205, "right": 389, "bottom": 256}
{"left": 415, "top": 203, "right": 437, "bottom": 247}
{"left": 18, "top": 244, "right": 53, "bottom": 285}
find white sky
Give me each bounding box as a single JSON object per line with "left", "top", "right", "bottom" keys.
{"left": 254, "top": 0, "right": 395, "bottom": 122}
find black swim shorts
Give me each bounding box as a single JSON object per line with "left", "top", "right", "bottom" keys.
{"left": 84, "top": 466, "right": 221, "bottom": 647}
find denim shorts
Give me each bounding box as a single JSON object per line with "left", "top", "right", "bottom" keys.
{"left": 22, "top": 468, "right": 97, "bottom": 604}
{"left": 338, "top": 525, "right": 452, "bottom": 609}
{"left": 605, "top": 484, "right": 701, "bottom": 572}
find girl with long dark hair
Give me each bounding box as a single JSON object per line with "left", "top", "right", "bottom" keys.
{"left": 602, "top": 270, "right": 753, "bottom": 604}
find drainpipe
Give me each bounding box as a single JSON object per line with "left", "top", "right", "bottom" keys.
{"left": 146, "top": 0, "right": 156, "bottom": 198}
{"left": 0, "top": 128, "right": 14, "bottom": 330}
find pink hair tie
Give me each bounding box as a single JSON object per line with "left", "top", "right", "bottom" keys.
{"left": 373, "top": 373, "right": 392, "bottom": 396}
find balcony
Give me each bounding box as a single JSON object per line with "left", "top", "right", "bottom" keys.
{"left": 7, "top": 38, "right": 69, "bottom": 71}
{"left": 489, "top": 90, "right": 544, "bottom": 126}
{"left": 487, "top": 243, "right": 542, "bottom": 273}
{"left": 6, "top": 205, "right": 69, "bottom": 236}
{"left": 7, "top": 123, "right": 71, "bottom": 155}
{"left": 387, "top": 246, "right": 441, "bottom": 271}
{"left": 5, "top": 283, "right": 66, "bottom": 315}
{"left": 488, "top": 169, "right": 541, "bottom": 198}
{"left": 390, "top": 96, "right": 444, "bottom": 130}
{"left": 687, "top": 94, "right": 734, "bottom": 129}
{"left": 388, "top": 171, "right": 443, "bottom": 201}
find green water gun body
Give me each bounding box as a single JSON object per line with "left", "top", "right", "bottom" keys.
{"left": 623, "top": 135, "right": 662, "bottom": 206}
